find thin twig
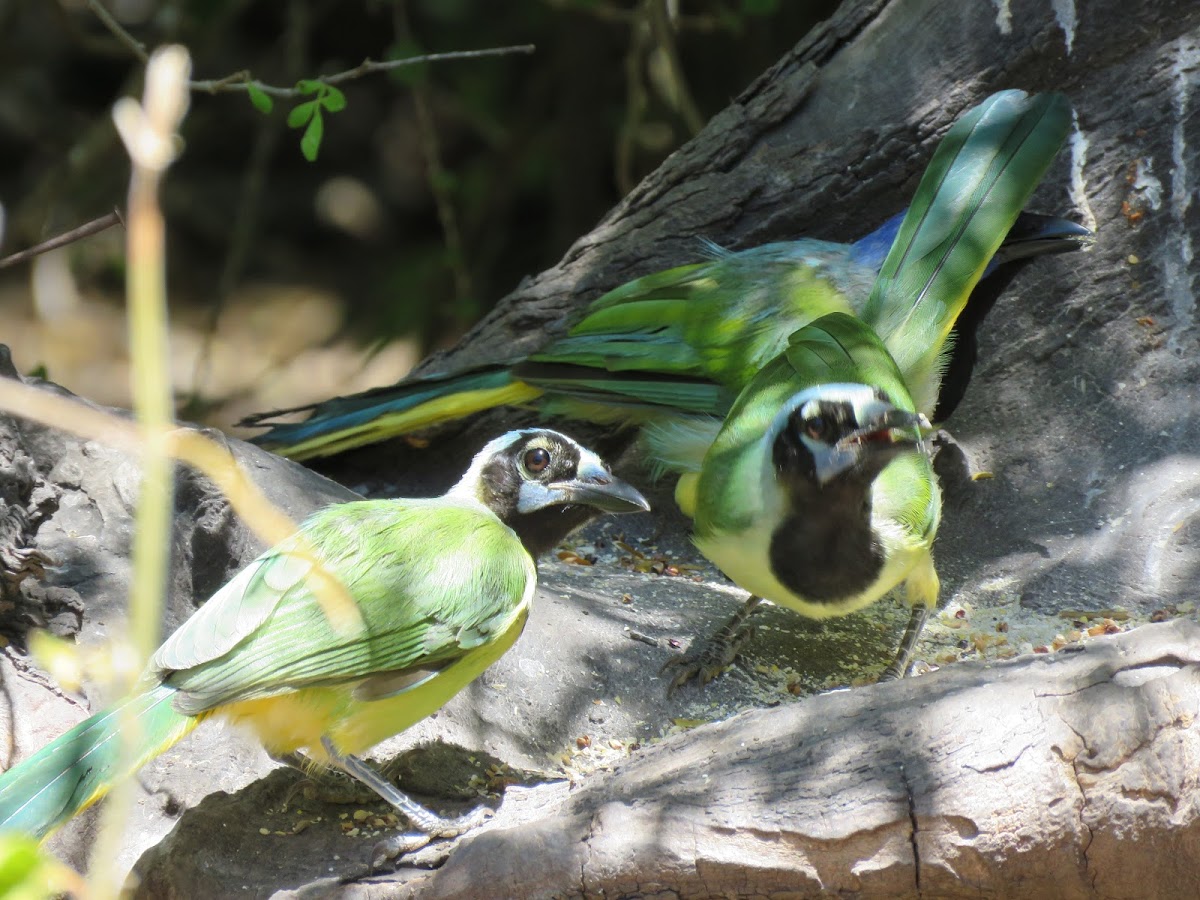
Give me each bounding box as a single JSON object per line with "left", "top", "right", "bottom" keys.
{"left": 92, "top": 45, "right": 189, "bottom": 900}
{"left": 189, "top": 46, "right": 537, "bottom": 97}
{"left": 188, "top": 0, "right": 309, "bottom": 407}
{"left": 647, "top": 0, "right": 705, "bottom": 135}
{"left": 396, "top": 1, "right": 474, "bottom": 314}
{"left": 616, "top": 2, "right": 653, "bottom": 195}
{"left": 0, "top": 209, "right": 124, "bottom": 270}
{"left": 83, "top": 2, "right": 534, "bottom": 99}
{"left": 85, "top": 0, "right": 148, "bottom": 62}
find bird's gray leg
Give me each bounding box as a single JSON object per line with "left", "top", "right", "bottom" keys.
{"left": 660, "top": 594, "right": 764, "bottom": 696}
{"left": 319, "top": 738, "right": 492, "bottom": 869}
{"left": 879, "top": 605, "right": 930, "bottom": 681}
{"left": 272, "top": 750, "right": 387, "bottom": 806}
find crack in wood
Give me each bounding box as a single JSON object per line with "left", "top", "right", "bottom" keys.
{"left": 900, "top": 763, "right": 922, "bottom": 897}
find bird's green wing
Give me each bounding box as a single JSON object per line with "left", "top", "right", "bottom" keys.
{"left": 862, "top": 90, "right": 1072, "bottom": 414}
{"left": 520, "top": 242, "right": 864, "bottom": 415}
{"left": 151, "top": 500, "right": 533, "bottom": 715}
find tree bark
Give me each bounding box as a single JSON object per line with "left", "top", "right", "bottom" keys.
{"left": 347, "top": 619, "right": 1200, "bottom": 900}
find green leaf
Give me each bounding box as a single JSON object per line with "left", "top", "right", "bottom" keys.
{"left": 300, "top": 110, "right": 324, "bottom": 162}
{"left": 740, "top": 0, "right": 779, "bottom": 13}
{"left": 319, "top": 84, "right": 347, "bottom": 112}
{"left": 246, "top": 83, "right": 274, "bottom": 115}
{"left": 295, "top": 78, "right": 324, "bottom": 95}
{"left": 287, "top": 100, "right": 317, "bottom": 128}
{"left": 0, "top": 834, "right": 81, "bottom": 900}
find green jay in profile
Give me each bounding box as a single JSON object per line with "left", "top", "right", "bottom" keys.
{"left": 240, "top": 203, "right": 1087, "bottom": 464}
{"left": 656, "top": 89, "right": 1074, "bottom": 688}
{"left": 0, "top": 429, "right": 648, "bottom": 861}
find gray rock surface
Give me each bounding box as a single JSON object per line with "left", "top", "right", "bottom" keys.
{"left": 342, "top": 618, "right": 1200, "bottom": 900}
{"left": 2, "top": 0, "right": 1200, "bottom": 896}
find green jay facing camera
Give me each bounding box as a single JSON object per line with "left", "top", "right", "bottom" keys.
{"left": 656, "top": 89, "right": 1074, "bottom": 688}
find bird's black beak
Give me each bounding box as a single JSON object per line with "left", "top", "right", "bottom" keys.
{"left": 837, "top": 407, "right": 930, "bottom": 454}
{"left": 549, "top": 470, "right": 651, "bottom": 514}
{"left": 815, "top": 406, "right": 930, "bottom": 485}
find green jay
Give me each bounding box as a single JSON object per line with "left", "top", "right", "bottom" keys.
{"left": 659, "top": 314, "right": 938, "bottom": 689}
{"left": 0, "top": 429, "right": 648, "bottom": 861}
{"left": 657, "top": 89, "right": 1074, "bottom": 688}
{"left": 241, "top": 213, "right": 1087, "bottom": 463}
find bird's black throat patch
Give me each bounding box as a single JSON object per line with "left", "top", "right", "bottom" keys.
{"left": 768, "top": 460, "right": 885, "bottom": 603}
{"left": 507, "top": 505, "right": 601, "bottom": 559}
{"left": 766, "top": 396, "right": 909, "bottom": 601}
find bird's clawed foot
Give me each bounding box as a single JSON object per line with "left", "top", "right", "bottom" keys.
{"left": 660, "top": 595, "right": 764, "bottom": 696}
{"left": 315, "top": 738, "right": 496, "bottom": 870}
{"left": 369, "top": 805, "right": 494, "bottom": 870}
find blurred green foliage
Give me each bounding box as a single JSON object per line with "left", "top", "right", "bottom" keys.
{"left": 0, "top": 832, "right": 83, "bottom": 899}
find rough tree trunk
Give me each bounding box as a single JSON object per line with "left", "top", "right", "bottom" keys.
{"left": 3, "top": 0, "right": 1199, "bottom": 897}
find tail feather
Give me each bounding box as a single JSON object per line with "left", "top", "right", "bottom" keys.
{"left": 0, "top": 684, "right": 196, "bottom": 840}
{"left": 863, "top": 90, "right": 1072, "bottom": 414}
{"left": 246, "top": 368, "right": 541, "bottom": 461}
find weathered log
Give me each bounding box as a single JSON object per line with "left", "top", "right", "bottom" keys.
{"left": 319, "top": 618, "right": 1199, "bottom": 900}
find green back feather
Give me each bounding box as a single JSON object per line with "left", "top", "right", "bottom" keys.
{"left": 524, "top": 241, "right": 866, "bottom": 405}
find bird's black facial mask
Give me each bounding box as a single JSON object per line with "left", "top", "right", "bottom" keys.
{"left": 773, "top": 385, "right": 928, "bottom": 487}
{"left": 469, "top": 429, "right": 648, "bottom": 558}
{"left": 512, "top": 435, "right": 648, "bottom": 515}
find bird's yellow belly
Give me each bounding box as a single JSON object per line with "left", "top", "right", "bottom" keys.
{"left": 695, "top": 522, "right": 928, "bottom": 619}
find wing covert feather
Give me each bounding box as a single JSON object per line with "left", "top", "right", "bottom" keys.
{"left": 151, "top": 500, "right": 533, "bottom": 715}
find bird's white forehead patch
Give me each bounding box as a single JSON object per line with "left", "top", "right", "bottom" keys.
{"left": 573, "top": 446, "right": 608, "bottom": 480}
{"left": 775, "top": 383, "right": 883, "bottom": 435}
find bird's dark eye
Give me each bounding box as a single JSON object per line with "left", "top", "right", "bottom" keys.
{"left": 804, "top": 416, "right": 829, "bottom": 441}
{"left": 524, "top": 447, "right": 551, "bottom": 473}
